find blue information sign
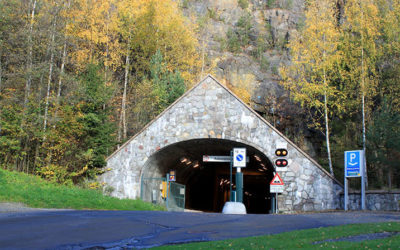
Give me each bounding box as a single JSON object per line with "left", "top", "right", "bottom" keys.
{"left": 344, "top": 150, "right": 364, "bottom": 177}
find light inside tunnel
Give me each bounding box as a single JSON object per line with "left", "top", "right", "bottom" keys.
{"left": 141, "top": 139, "right": 275, "bottom": 214}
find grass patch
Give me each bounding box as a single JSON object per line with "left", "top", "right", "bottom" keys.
{"left": 0, "top": 168, "right": 164, "bottom": 211}
{"left": 156, "top": 222, "right": 400, "bottom": 249}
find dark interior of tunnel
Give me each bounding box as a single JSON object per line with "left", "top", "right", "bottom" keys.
{"left": 142, "top": 139, "right": 275, "bottom": 214}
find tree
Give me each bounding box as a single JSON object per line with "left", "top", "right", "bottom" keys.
{"left": 133, "top": 50, "right": 185, "bottom": 128}
{"left": 77, "top": 64, "right": 115, "bottom": 170}
{"left": 130, "top": 0, "right": 200, "bottom": 83}
{"left": 66, "top": 0, "right": 119, "bottom": 71}
{"left": 378, "top": 0, "right": 400, "bottom": 112}
{"left": 367, "top": 99, "right": 400, "bottom": 189}
{"left": 280, "top": 0, "right": 343, "bottom": 176}
{"left": 115, "top": 0, "right": 143, "bottom": 142}
{"left": 340, "top": 0, "right": 380, "bottom": 185}
{"left": 0, "top": 0, "right": 199, "bottom": 184}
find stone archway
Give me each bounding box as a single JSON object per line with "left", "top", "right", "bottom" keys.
{"left": 99, "top": 75, "right": 343, "bottom": 213}
{"left": 140, "top": 138, "right": 275, "bottom": 213}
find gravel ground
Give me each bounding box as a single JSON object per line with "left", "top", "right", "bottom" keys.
{"left": 0, "top": 202, "right": 38, "bottom": 213}
{"left": 0, "top": 202, "right": 69, "bottom": 213}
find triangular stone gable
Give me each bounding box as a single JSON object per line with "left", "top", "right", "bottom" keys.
{"left": 100, "top": 75, "right": 343, "bottom": 212}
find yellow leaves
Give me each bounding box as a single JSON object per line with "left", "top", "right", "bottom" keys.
{"left": 67, "top": 0, "right": 200, "bottom": 81}
{"left": 129, "top": 0, "right": 200, "bottom": 81}
{"left": 36, "top": 164, "right": 71, "bottom": 185}
{"left": 88, "top": 182, "right": 102, "bottom": 189}
{"left": 67, "top": 0, "right": 121, "bottom": 70}
{"left": 280, "top": 0, "right": 344, "bottom": 134}
{"left": 222, "top": 73, "right": 254, "bottom": 105}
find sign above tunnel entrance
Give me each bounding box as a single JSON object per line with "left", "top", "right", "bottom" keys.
{"left": 202, "top": 155, "right": 249, "bottom": 163}
{"left": 233, "top": 148, "right": 247, "bottom": 168}
{"left": 203, "top": 155, "right": 230, "bottom": 162}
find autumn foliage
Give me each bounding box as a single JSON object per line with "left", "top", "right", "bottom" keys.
{"left": 0, "top": 0, "right": 200, "bottom": 184}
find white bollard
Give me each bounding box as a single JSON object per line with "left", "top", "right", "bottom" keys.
{"left": 222, "top": 202, "right": 247, "bottom": 214}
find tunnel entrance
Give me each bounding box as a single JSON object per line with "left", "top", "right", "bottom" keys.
{"left": 141, "top": 139, "right": 275, "bottom": 214}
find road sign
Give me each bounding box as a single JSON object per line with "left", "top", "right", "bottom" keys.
{"left": 270, "top": 173, "right": 284, "bottom": 185}
{"left": 270, "top": 185, "right": 284, "bottom": 193}
{"left": 202, "top": 155, "right": 249, "bottom": 163}
{"left": 233, "top": 148, "right": 246, "bottom": 167}
{"left": 169, "top": 170, "right": 176, "bottom": 182}
{"left": 270, "top": 173, "right": 284, "bottom": 193}
{"left": 345, "top": 150, "right": 364, "bottom": 177}
{"left": 344, "top": 150, "right": 366, "bottom": 211}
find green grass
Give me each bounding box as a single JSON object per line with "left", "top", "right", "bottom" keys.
{"left": 0, "top": 168, "right": 164, "bottom": 211}
{"left": 156, "top": 222, "right": 400, "bottom": 249}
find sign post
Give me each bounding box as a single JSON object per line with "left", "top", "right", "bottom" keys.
{"left": 344, "top": 150, "right": 366, "bottom": 210}
{"left": 230, "top": 151, "right": 233, "bottom": 201}
{"left": 203, "top": 148, "right": 247, "bottom": 204}
{"left": 233, "top": 148, "right": 246, "bottom": 203}
{"left": 270, "top": 173, "right": 284, "bottom": 213}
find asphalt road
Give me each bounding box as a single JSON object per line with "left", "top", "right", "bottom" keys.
{"left": 0, "top": 210, "right": 399, "bottom": 249}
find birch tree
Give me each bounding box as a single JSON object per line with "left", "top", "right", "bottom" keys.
{"left": 280, "top": 0, "right": 343, "bottom": 176}
{"left": 340, "top": 0, "right": 380, "bottom": 185}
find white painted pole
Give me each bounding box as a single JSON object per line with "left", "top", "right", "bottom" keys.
{"left": 361, "top": 150, "right": 366, "bottom": 210}
{"left": 344, "top": 177, "right": 348, "bottom": 211}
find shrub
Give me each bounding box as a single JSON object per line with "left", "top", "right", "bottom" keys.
{"left": 238, "top": 0, "right": 249, "bottom": 9}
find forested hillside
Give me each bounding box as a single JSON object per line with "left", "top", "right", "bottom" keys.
{"left": 0, "top": 0, "right": 200, "bottom": 185}
{"left": 0, "top": 0, "right": 399, "bottom": 190}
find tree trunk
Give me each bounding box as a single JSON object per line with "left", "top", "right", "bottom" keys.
{"left": 118, "top": 49, "right": 129, "bottom": 142}
{"left": 19, "top": 0, "right": 37, "bottom": 172}
{"left": 53, "top": 0, "right": 71, "bottom": 127}
{"left": 378, "top": 166, "right": 384, "bottom": 188}
{"left": 324, "top": 91, "right": 334, "bottom": 176}
{"left": 43, "top": 18, "right": 57, "bottom": 137}
{"left": 104, "top": 0, "right": 111, "bottom": 80}
{"left": 360, "top": 0, "right": 368, "bottom": 188}
{"left": 388, "top": 167, "right": 392, "bottom": 191}
{"left": 322, "top": 34, "right": 333, "bottom": 176}
{"left": 0, "top": 47, "right": 2, "bottom": 134}
{"left": 55, "top": 41, "right": 67, "bottom": 106}
{"left": 0, "top": 47, "right": 2, "bottom": 92}
{"left": 118, "top": 34, "right": 131, "bottom": 142}
{"left": 24, "top": 0, "right": 37, "bottom": 110}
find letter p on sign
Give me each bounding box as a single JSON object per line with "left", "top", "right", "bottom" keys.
{"left": 350, "top": 153, "right": 356, "bottom": 162}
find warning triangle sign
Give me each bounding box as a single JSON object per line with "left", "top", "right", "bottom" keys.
{"left": 270, "top": 173, "right": 284, "bottom": 185}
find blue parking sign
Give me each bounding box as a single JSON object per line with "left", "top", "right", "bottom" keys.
{"left": 345, "top": 150, "right": 364, "bottom": 177}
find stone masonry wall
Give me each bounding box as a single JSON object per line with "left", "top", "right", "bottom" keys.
{"left": 99, "top": 75, "right": 343, "bottom": 212}
{"left": 341, "top": 191, "right": 400, "bottom": 211}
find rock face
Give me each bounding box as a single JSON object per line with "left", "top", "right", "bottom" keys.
{"left": 99, "top": 75, "right": 343, "bottom": 213}
{"left": 182, "top": 0, "right": 304, "bottom": 109}
{"left": 181, "top": 0, "right": 322, "bottom": 157}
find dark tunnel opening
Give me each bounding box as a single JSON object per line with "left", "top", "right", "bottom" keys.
{"left": 142, "top": 139, "right": 275, "bottom": 214}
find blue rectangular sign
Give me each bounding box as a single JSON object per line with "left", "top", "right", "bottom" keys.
{"left": 345, "top": 150, "right": 364, "bottom": 178}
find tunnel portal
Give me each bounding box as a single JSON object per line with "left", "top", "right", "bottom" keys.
{"left": 100, "top": 75, "right": 342, "bottom": 213}
{"left": 141, "top": 139, "right": 275, "bottom": 213}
